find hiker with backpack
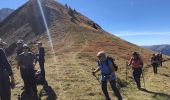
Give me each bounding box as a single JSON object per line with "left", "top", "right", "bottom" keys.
{"left": 128, "top": 52, "right": 143, "bottom": 89}
{"left": 18, "top": 44, "right": 38, "bottom": 98}
{"left": 151, "top": 54, "right": 159, "bottom": 74}
{"left": 0, "top": 39, "right": 15, "bottom": 100}
{"left": 16, "top": 40, "right": 26, "bottom": 90}
{"left": 92, "top": 51, "right": 122, "bottom": 100}
{"left": 36, "top": 42, "right": 47, "bottom": 86}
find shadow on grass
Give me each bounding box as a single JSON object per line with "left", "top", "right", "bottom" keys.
{"left": 19, "top": 91, "right": 39, "bottom": 100}
{"left": 158, "top": 73, "right": 170, "bottom": 77}
{"left": 140, "top": 88, "right": 170, "bottom": 99}
{"left": 39, "top": 85, "right": 57, "bottom": 100}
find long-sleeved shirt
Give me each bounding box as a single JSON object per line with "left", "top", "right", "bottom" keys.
{"left": 0, "top": 48, "right": 13, "bottom": 76}
{"left": 37, "top": 47, "right": 45, "bottom": 60}
{"left": 129, "top": 57, "right": 143, "bottom": 68}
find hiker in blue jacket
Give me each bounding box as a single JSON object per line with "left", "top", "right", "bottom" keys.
{"left": 92, "top": 51, "right": 122, "bottom": 100}
{"left": 0, "top": 39, "right": 15, "bottom": 100}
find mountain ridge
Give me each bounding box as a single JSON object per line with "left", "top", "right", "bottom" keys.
{"left": 0, "top": 8, "right": 14, "bottom": 22}
{"left": 143, "top": 44, "right": 170, "bottom": 56}
{"left": 1, "top": 0, "right": 170, "bottom": 99}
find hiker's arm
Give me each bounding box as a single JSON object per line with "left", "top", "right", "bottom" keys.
{"left": 128, "top": 57, "right": 132, "bottom": 66}
{"left": 33, "top": 54, "right": 38, "bottom": 67}
{"left": 93, "top": 67, "right": 100, "bottom": 73}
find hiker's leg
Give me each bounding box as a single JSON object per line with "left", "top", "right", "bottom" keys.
{"left": 133, "top": 69, "right": 140, "bottom": 88}
{"left": 39, "top": 60, "right": 45, "bottom": 82}
{"left": 137, "top": 68, "right": 142, "bottom": 88}
{"left": 0, "top": 74, "right": 3, "bottom": 99}
{"left": 1, "top": 72, "right": 11, "bottom": 100}
{"left": 24, "top": 72, "right": 31, "bottom": 93}
{"left": 109, "top": 80, "right": 122, "bottom": 100}
{"left": 30, "top": 71, "right": 37, "bottom": 94}
{"left": 101, "top": 80, "right": 110, "bottom": 100}
{"left": 155, "top": 65, "right": 158, "bottom": 74}
{"left": 20, "top": 68, "right": 26, "bottom": 87}
{"left": 152, "top": 65, "right": 155, "bottom": 73}
{"left": 133, "top": 69, "right": 138, "bottom": 87}
{"left": 27, "top": 69, "right": 38, "bottom": 97}
{"left": 154, "top": 65, "right": 157, "bottom": 74}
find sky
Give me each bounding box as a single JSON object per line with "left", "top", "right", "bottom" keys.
{"left": 0, "top": 0, "right": 170, "bottom": 46}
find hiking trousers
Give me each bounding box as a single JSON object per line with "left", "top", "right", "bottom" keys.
{"left": 39, "top": 59, "right": 45, "bottom": 81}
{"left": 152, "top": 63, "right": 158, "bottom": 74}
{"left": 22, "top": 69, "right": 37, "bottom": 94}
{"left": 133, "top": 68, "right": 142, "bottom": 88}
{"left": 101, "top": 79, "right": 122, "bottom": 100}
{"left": 0, "top": 71, "right": 11, "bottom": 100}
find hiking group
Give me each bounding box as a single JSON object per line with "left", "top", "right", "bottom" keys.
{"left": 92, "top": 51, "right": 163, "bottom": 100}
{"left": 0, "top": 38, "right": 164, "bottom": 100}
{"left": 0, "top": 39, "right": 47, "bottom": 100}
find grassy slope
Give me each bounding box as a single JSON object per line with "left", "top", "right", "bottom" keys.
{"left": 11, "top": 24, "right": 170, "bottom": 100}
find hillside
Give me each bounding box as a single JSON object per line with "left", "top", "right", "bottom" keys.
{"left": 143, "top": 45, "right": 170, "bottom": 56}
{"left": 0, "top": 0, "right": 169, "bottom": 100}
{"left": 0, "top": 8, "right": 14, "bottom": 22}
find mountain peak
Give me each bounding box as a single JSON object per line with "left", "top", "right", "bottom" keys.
{"left": 0, "top": 8, "right": 14, "bottom": 22}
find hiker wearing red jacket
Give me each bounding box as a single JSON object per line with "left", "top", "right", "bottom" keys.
{"left": 128, "top": 52, "right": 143, "bottom": 89}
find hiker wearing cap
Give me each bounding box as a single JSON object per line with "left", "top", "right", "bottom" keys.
{"left": 128, "top": 52, "right": 143, "bottom": 89}
{"left": 151, "top": 54, "right": 159, "bottom": 74}
{"left": 92, "top": 51, "right": 122, "bottom": 100}
{"left": 18, "top": 44, "right": 38, "bottom": 97}
{"left": 0, "top": 39, "right": 15, "bottom": 100}
{"left": 36, "top": 42, "right": 46, "bottom": 85}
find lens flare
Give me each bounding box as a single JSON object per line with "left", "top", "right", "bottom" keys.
{"left": 37, "top": 0, "right": 56, "bottom": 61}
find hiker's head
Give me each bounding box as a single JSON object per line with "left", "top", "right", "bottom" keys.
{"left": 23, "top": 44, "right": 30, "bottom": 53}
{"left": 36, "top": 42, "right": 42, "bottom": 48}
{"left": 0, "top": 39, "right": 7, "bottom": 48}
{"left": 16, "top": 40, "right": 24, "bottom": 48}
{"left": 153, "top": 54, "right": 156, "bottom": 57}
{"left": 133, "top": 52, "right": 139, "bottom": 59}
{"left": 97, "top": 51, "right": 107, "bottom": 61}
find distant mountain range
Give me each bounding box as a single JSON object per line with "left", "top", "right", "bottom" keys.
{"left": 143, "top": 45, "right": 170, "bottom": 56}
{"left": 0, "top": 8, "right": 14, "bottom": 22}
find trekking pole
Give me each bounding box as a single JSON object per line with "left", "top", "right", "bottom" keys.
{"left": 91, "top": 68, "right": 101, "bottom": 84}
{"left": 141, "top": 68, "right": 146, "bottom": 88}
{"left": 126, "top": 61, "right": 128, "bottom": 80}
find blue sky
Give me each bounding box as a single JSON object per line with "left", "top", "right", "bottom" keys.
{"left": 0, "top": 0, "right": 170, "bottom": 46}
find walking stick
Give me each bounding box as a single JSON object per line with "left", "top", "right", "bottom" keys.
{"left": 126, "top": 61, "right": 128, "bottom": 80}
{"left": 91, "top": 68, "right": 101, "bottom": 84}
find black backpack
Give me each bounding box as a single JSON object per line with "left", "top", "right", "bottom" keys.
{"left": 106, "top": 57, "right": 118, "bottom": 71}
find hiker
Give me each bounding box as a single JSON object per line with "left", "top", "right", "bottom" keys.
{"left": 18, "top": 44, "right": 38, "bottom": 98}
{"left": 151, "top": 54, "right": 159, "bottom": 74}
{"left": 0, "top": 39, "right": 15, "bottom": 100}
{"left": 158, "top": 52, "right": 163, "bottom": 66}
{"left": 16, "top": 40, "right": 26, "bottom": 90}
{"left": 128, "top": 52, "right": 143, "bottom": 89}
{"left": 92, "top": 51, "right": 122, "bottom": 100}
{"left": 36, "top": 42, "right": 47, "bottom": 86}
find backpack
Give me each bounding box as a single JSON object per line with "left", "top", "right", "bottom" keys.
{"left": 35, "top": 70, "right": 44, "bottom": 85}
{"left": 106, "top": 57, "right": 118, "bottom": 71}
